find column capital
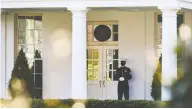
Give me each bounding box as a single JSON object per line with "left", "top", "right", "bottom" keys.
{"left": 67, "top": 7, "right": 89, "bottom": 18}
{"left": 1, "top": 10, "right": 9, "bottom": 16}
{"left": 1, "top": 10, "right": 6, "bottom": 15}
{"left": 158, "top": 5, "right": 181, "bottom": 16}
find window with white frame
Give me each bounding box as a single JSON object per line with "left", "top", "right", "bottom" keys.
{"left": 87, "top": 22, "right": 118, "bottom": 43}
{"left": 17, "top": 15, "right": 43, "bottom": 99}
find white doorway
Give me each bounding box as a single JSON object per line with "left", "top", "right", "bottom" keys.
{"left": 87, "top": 46, "right": 119, "bottom": 100}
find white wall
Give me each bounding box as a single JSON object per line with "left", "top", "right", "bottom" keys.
{"left": 4, "top": 10, "right": 191, "bottom": 100}
{"left": 41, "top": 10, "right": 157, "bottom": 100}
{"left": 42, "top": 10, "right": 191, "bottom": 100}
{"left": 185, "top": 11, "right": 192, "bottom": 30}
{"left": 43, "top": 12, "right": 72, "bottom": 99}
{"left": 145, "top": 12, "right": 156, "bottom": 100}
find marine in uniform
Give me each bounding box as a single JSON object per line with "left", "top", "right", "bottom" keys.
{"left": 115, "top": 59, "right": 132, "bottom": 100}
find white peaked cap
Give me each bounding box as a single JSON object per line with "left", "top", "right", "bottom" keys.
{"left": 120, "top": 58, "right": 127, "bottom": 62}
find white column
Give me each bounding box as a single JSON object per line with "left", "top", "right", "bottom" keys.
{"left": 5, "top": 13, "right": 15, "bottom": 98}
{"left": 160, "top": 7, "right": 179, "bottom": 101}
{"left": 68, "top": 7, "right": 88, "bottom": 99}
{"left": 0, "top": 11, "right": 6, "bottom": 99}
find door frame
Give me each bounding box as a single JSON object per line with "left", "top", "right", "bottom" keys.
{"left": 87, "top": 46, "right": 103, "bottom": 99}
{"left": 102, "top": 46, "right": 119, "bottom": 100}
{"left": 87, "top": 46, "right": 119, "bottom": 100}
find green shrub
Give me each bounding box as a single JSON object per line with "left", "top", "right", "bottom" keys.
{"left": 8, "top": 49, "right": 35, "bottom": 98}
{"left": 151, "top": 55, "right": 162, "bottom": 101}
{"left": 168, "top": 40, "right": 192, "bottom": 108}
{"left": 30, "top": 99, "right": 166, "bottom": 108}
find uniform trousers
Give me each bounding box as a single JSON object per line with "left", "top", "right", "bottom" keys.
{"left": 118, "top": 81, "right": 129, "bottom": 100}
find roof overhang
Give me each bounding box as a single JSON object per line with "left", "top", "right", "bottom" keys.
{"left": 179, "top": 0, "right": 192, "bottom": 9}
{"left": 1, "top": 0, "right": 192, "bottom": 10}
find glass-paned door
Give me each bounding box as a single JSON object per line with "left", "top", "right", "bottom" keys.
{"left": 87, "top": 46, "right": 103, "bottom": 99}
{"left": 87, "top": 46, "right": 119, "bottom": 100}
{"left": 103, "top": 46, "right": 119, "bottom": 100}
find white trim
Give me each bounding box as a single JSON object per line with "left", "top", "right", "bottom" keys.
{"left": 1, "top": 0, "right": 192, "bottom": 10}
{"left": 0, "top": 0, "right": 176, "bottom": 9}
{"left": 5, "top": 13, "right": 15, "bottom": 99}
{"left": 0, "top": 12, "right": 6, "bottom": 99}
{"left": 179, "top": 0, "right": 192, "bottom": 9}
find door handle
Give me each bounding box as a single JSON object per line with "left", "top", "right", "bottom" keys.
{"left": 99, "top": 80, "right": 101, "bottom": 87}
{"left": 103, "top": 80, "right": 105, "bottom": 87}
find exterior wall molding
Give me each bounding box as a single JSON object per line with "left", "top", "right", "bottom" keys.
{"left": 158, "top": 1, "right": 181, "bottom": 11}
{"left": 158, "top": 2, "right": 181, "bottom": 17}
{"left": 0, "top": 0, "right": 179, "bottom": 9}
{"left": 179, "top": 0, "right": 192, "bottom": 9}
{"left": 1, "top": 0, "right": 192, "bottom": 10}
{"left": 1, "top": 10, "right": 7, "bottom": 15}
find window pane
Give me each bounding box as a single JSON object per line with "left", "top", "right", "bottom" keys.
{"left": 113, "top": 71, "right": 118, "bottom": 81}
{"left": 34, "top": 30, "right": 42, "bottom": 44}
{"left": 93, "top": 60, "right": 99, "bottom": 70}
{"left": 18, "top": 30, "right": 26, "bottom": 44}
{"left": 35, "top": 45, "right": 43, "bottom": 57}
{"left": 113, "top": 60, "right": 118, "bottom": 70}
{"left": 113, "top": 25, "right": 118, "bottom": 32}
{"left": 106, "top": 49, "right": 113, "bottom": 60}
{"left": 106, "top": 61, "right": 112, "bottom": 71}
{"left": 158, "top": 15, "right": 162, "bottom": 23}
{"left": 93, "top": 49, "right": 99, "bottom": 59}
{"left": 26, "top": 30, "right": 34, "bottom": 44}
{"left": 113, "top": 49, "right": 118, "bottom": 59}
{"left": 87, "top": 70, "right": 93, "bottom": 80}
{"left": 34, "top": 60, "right": 43, "bottom": 73}
{"left": 35, "top": 88, "right": 42, "bottom": 99}
{"left": 35, "top": 75, "right": 42, "bottom": 88}
{"left": 113, "top": 33, "right": 118, "bottom": 41}
{"left": 87, "top": 49, "right": 92, "bottom": 59}
{"left": 20, "top": 45, "right": 35, "bottom": 59}
{"left": 32, "top": 73, "right": 35, "bottom": 83}
{"left": 18, "top": 16, "right": 26, "bottom": 30}
{"left": 34, "top": 16, "right": 42, "bottom": 29}
{"left": 106, "top": 71, "right": 112, "bottom": 81}
{"left": 26, "top": 16, "right": 34, "bottom": 29}
{"left": 177, "top": 14, "right": 184, "bottom": 29}
{"left": 87, "top": 60, "right": 92, "bottom": 70}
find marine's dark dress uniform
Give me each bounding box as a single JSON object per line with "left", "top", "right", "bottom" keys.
{"left": 116, "top": 66, "right": 132, "bottom": 100}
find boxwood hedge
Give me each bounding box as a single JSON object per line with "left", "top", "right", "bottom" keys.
{"left": 31, "top": 99, "right": 167, "bottom": 108}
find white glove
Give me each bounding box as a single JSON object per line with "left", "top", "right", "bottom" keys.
{"left": 119, "top": 77, "right": 125, "bottom": 81}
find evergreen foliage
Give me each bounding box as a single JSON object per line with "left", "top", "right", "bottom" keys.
{"left": 151, "top": 54, "right": 162, "bottom": 101}
{"left": 8, "top": 49, "right": 35, "bottom": 98}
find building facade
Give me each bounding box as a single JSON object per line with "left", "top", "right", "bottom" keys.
{"left": 1, "top": 0, "right": 192, "bottom": 100}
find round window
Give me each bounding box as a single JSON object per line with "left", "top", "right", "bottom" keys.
{"left": 94, "top": 25, "right": 111, "bottom": 42}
